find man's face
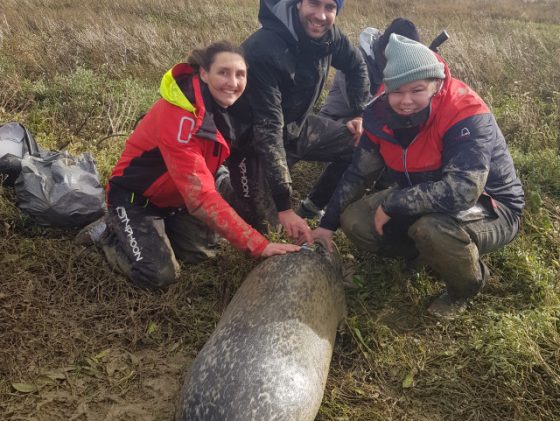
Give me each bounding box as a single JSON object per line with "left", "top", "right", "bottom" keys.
{"left": 296, "top": 0, "right": 337, "bottom": 40}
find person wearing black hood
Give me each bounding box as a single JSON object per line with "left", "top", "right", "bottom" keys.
{"left": 229, "top": 0, "right": 369, "bottom": 245}
{"left": 319, "top": 18, "right": 421, "bottom": 122}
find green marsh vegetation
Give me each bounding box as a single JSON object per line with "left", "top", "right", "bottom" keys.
{"left": 1, "top": 0, "right": 559, "bottom": 419}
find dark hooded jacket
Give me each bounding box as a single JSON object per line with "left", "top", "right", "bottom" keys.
{"left": 241, "top": 0, "right": 369, "bottom": 209}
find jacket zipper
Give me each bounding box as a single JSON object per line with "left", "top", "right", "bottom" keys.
{"left": 401, "top": 102, "right": 433, "bottom": 187}
{"left": 402, "top": 144, "right": 413, "bottom": 187}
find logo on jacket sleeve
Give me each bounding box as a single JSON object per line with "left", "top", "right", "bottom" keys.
{"left": 177, "top": 116, "right": 195, "bottom": 144}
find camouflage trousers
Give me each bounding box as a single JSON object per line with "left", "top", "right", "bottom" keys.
{"left": 100, "top": 206, "right": 223, "bottom": 289}
{"left": 228, "top": 114, "right": 355, "bottom": 231}
{"left": 340, "top": 189, "right": 520, "bottom": 300}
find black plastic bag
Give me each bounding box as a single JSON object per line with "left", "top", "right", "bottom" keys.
{"left": 0, "top": 122, "right": 40, "bottom": 186}
{"left": 14, "top": 150, "right": 106, "bottom": 227}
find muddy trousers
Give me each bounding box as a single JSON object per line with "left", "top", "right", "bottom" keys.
{"left": 228, "top": 115, "right": 354, "bottom": 231}
{"left": 100, "top": 170, "right": 233, "bottom": 289}
{"left": 99, "top": 205, "right": 220, "bottom": 290}
{"left": 340, "top": 189, "right": 520, "bottom": 300}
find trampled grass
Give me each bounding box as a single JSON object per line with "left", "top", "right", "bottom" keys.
{"left": 1, "top": 0, "right": 559, "bottom": 420}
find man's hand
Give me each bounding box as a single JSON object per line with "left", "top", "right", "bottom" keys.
{"left": 260, "top": 242, "right": 301, "bottom": 257}
{"left": 278, "top": 209, "right": 313, "bottom": 245}
{"left": 346, "top": 117, "right": 363, "bottom": 145}
{"left": 311, "top": 227, "right": 335, "bottom": 252}
{"left": 374, "top": 205, "right": 391, "bottom": 236}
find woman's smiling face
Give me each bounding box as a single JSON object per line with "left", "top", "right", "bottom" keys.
{"left": 200, "top": 52, "right": 247, "bottom": 108}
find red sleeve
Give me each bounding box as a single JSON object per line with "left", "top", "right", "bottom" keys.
{"left": 158, "top": 111, "right": 269, "bottom": 257}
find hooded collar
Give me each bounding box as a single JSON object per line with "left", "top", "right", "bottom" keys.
{"left": 159, "top": 63, "right": 224, "bottom": 144}
{"left": 160, "top": 63, "right": 198, "bottom": 113}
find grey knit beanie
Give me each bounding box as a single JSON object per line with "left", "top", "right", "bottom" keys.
{"left": 383, "top": 33, "right": 445, "bottom": 92}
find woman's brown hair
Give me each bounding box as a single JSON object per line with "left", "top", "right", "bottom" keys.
{"left": 187, "top": 41, "right": 246, "bottom": 73}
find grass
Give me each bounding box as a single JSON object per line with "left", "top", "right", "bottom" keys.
{"left": 1, "top": 0, "right": 560, "bottom": 420}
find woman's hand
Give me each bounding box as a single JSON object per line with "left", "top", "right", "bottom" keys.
{"left": 374, "top": 205, "right": 391, "bottom": 235}
{"left": 311, "top": 227, "right": 335, "bottom": 252}
{"left": 260, "top": 242, "right": 301, "bottom": 257}
{"left": 278, "top": 210, "right": 314, "bottom": 245}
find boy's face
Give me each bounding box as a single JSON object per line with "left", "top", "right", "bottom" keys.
{"left": 387, "top": 79, "right": 440, "bottom": 116}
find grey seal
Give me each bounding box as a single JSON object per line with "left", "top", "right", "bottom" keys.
{"left": 177, "top": 241, "right": 346, "bottom": 420}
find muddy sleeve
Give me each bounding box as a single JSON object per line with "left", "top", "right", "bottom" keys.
{"left": 246, "top": 57, "right": 292, "bottom": 212}
{"left": 158, "top": 120, "right": 269, "bottom": 257}
{"left": 382, "top": 114, "right": 493, "bottom": 216}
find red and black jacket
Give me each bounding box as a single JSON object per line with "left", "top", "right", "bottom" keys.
{"left": 320, "top": 58, "right": 525, "bottom": 231}
{"left": 108, "top": 64, "right": 269, "bottom": 257}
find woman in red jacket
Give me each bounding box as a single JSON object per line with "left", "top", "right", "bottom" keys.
{"left": 79, "top": 41, "right": 299, "bottom": 289}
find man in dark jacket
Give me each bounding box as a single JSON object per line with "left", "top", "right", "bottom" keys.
{"left": 230, "top": 0, "right": 369, "bottom": 243}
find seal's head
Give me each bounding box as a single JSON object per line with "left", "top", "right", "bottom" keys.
{"left": 300, "top": 238, "right": 342, "bottom": 276}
